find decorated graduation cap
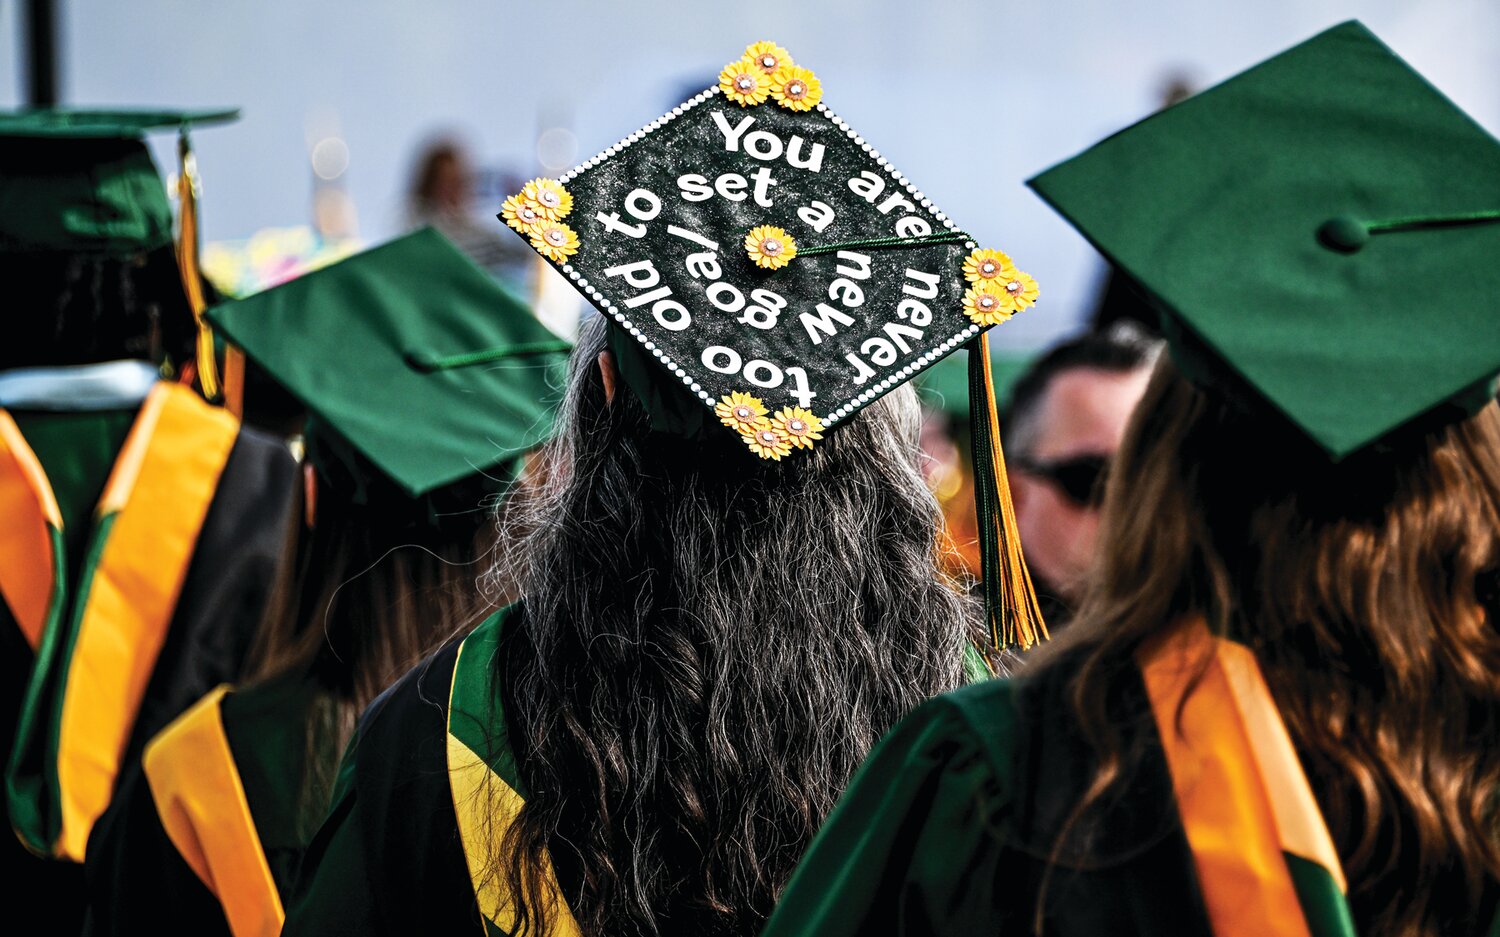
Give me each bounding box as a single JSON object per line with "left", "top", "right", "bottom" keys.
{"left": 1029, "top": 21, "right": 1500, "bottom": 460}
{"left": 206, "top": 228, "right": 570, "bottom": 502}
{"left": 0, "top": 108, "right": 240, "bottom": 397}
{"left": 499, "top": 41, "right": 1047, "bottom": 649}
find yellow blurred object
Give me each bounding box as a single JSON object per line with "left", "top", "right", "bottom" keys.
{"left": 175, "top": 132, "right": 220, "bottom": 399}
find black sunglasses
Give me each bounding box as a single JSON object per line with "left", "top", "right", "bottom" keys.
{"left": 1013, "top": 454, "right": 1111, "bottom": 508}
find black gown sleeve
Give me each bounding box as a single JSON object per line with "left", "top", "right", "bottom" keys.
{"left": 81, "top": 763, "right": 228, "bottom": 937}
{"left": 124, "top": 427, "right": 295, "bottom": 769}
{"left": 281, "top": 641, "right": 485, "bottom": 937}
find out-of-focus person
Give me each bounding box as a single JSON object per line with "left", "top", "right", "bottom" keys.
{"left": 82, "top": 229, "right": 570, "bottom": 937}
{"left": 1002, "top": 324, "right": 1159, "bottom": 621}
{"left": 0, "top": 109, "right": 296, "bottom": 934}
{"left": 763, "top": 22, "right": 1500, "bottom": 937}
{"left": 404, "top": 135, "right": 533, "bottom": 282}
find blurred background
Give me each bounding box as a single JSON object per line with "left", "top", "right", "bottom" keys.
{"left": 4, "top": 0, "right": 1497, "bottom": 350}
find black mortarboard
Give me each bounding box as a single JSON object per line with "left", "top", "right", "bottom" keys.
{"left": 499, "top": 41, "right": 1048, "bottom": 648}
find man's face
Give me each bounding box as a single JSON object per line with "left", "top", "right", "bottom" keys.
{"left": 1012, "top": 366, "right": 1151, "bottom": 601}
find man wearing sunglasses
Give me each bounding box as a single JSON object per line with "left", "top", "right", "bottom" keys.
{"left": 1003, "top": 323, "right": 1160, "bottom": 624}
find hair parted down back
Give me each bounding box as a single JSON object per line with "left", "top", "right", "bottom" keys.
{"left": 1046, "top": 358, "right": 1500, "bottom": 937}
{"left": 483, "top": 314, "right": 984, "bottom": 936}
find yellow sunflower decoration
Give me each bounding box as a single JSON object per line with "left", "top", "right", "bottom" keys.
{"left": 720, "top": 59, "right": 772, "bottom": 106}
{"left": 521, "top": 178, "right": 573, "bottom": 221}
{"left": 770, "top": 66, "right": 822, "bottom": 112}
{"left": 962, "top": 282, "right": 1014, "bottom": 326}
{"left": 745, "top": 424, "right": 793, "bottom": 461}
{"left": 771, "top": 407, "right": 824, "bottom": 450}
{"left": 716, "top": 391, "right": 769, "bottom": 434}
{"left": 996, "top": 270, "right": 1041, "bottom": 314}
{"left": 962, "top": 248, "right": 1015, "bottom": 285}
{"left": 529, "top": 221, "right": 579, "bottom": 262}
{"left": 744, "top": 41, "right": 793, "bottom": 75}
{"left": 500, "top": 193, "right": 546, "bottom": 233}
{"left": 744, "top": 225, "right": 797, "bottom": 270}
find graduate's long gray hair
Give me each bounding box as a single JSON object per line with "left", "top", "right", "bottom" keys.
{"left": 486, "top": 314, "right": 982, "bottom": 937}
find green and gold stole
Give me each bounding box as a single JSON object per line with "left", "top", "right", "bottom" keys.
{"left": 142, "top": 686, "right": 283, "bottom": 937}
{"left": 446, "top": 611, "right": 581, "bottom": 937}
{"left": 1, "top": 382, "right": 239, "bottom": 861}
{"left": 1138, "top": 618, "right": 1356, "bottom": 937}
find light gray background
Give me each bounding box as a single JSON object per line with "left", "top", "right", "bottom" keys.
{"left": 4, "top": 0, "right": 1495, "bottom": 348}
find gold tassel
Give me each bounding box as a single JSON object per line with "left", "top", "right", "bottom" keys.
{"left": 222, "top": 346, "right": 246, "bottom": 419}
{"left": 176, "top": 130, "right": 220, "bottom": 400}
{"left": 971, "top": 332, "right": 1049, "bottom": 650}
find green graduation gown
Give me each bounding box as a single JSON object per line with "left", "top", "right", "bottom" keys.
{"left": 761, "top": 621, "right": 1500, "bottom": 937}
{"left": 280, "top": 605, "right": 577, "bottom": 937}
{"left": 82, "top": 673, "right": 323, "bottom": 937}
{"left": 0, "top": 381, "right": 295, "bottom": 931}
{"left": 283, "top": 606, "right": 993, "bottom": 937}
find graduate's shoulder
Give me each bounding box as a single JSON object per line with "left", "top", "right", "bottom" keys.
{"left": 279, "top": 633, "right": 482, "bottom": 937}
{"left": 896, "top": 638, "right": 1162, "bottom": 825}
{"left": 907, "top": 673, "right": 1022, "bottom": 768}
{"left": 908, "top": 640, "right": 1100, "bottom": 768}
{"left": 207, "top": 421, "right": 298, "bottom": 518}
{"left": 349, "top": 633, "right": 465, "bottom": 768}
{"left": 227, "top": 419, "right": 297, "bottom": 466}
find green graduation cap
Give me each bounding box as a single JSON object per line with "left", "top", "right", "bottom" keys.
{"left": 498, "top": 40, "right": 1048, "bottom": 649}
{"left": 205, "top": 228, "right": 571, "bottom": 498}
{"left": 1029, "top": 21, "right": 1500, "bottom": 460}
{"left": 0, "top": 108, "right": 239, "bottom": 256}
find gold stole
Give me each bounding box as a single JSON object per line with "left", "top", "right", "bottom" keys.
{"left": 144, "top": 686, "right": 284, "bottom": 937}
{"left": 1138, "top": 618, "right": 1352, "bottom": 937}
{"left": 0, "top": 383, "right": 238, "bottom": 860}
{"left": 446, "top": 635, "right": 582, "bottom": 936}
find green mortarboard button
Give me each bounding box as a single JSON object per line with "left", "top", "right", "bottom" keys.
{"left": 1029, "top": 21, "right": 1500, "bottom": 460}
{"left": 497, "top": 41, "right": 1038, "bottom": 461}
{"left": 206, "top": 228, "right": 570, "bottom": 496}
{"left": 1316, "top": 215, "right": 1369, "bottom": 253}
{"left": 0, "top": 108, "right": 239, "bottom": 256}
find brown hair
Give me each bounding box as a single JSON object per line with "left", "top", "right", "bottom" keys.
{"left": 1042, "top": 358, "right": 1500, "bottom": 937}
{"left": 243, "top": 463, "right": 504, "bottom": 831}
{"left": 490, "top": 317, "right": 984, "bottom": 936}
